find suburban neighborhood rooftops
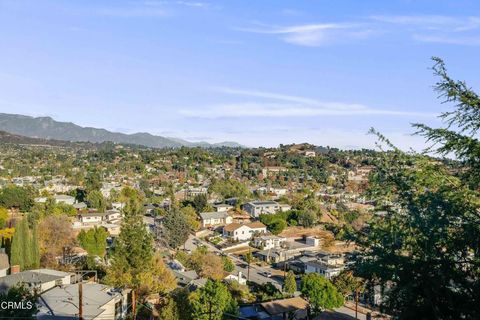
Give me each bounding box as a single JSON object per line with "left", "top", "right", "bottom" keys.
{"left": 55, "top": 195, "right": 74, "bottom": 200}
{"left": 199, "top": 212, "right": 228, "bottom": 220}
{"left": 223, "top": 221, "right": 266, "bottom": 232}
{"left": 72, "top": 202, "right": 87, "bottom": 209}
{"left": 247, "top": 221, "right": 267, "bottom": 229}
{"left": 213, "top": 204, "right": 233, "bottom": 208}
{"left": 0, "top": 269, "right": 72, "bottom": 292}
{"left": 38, "top": 283, "right": 126, "bottom": 319}
{"left": 305, "top": 260, "right": 344, "bottom": 269}
{"left": 223, "top": 223, "right": 242, "bottom": 232}
{"left": 80, "top": 212, "right": 109, "bottom": 217}
{"left": 79, "top": 210, "right": 120, "bottom": 218}
{"left": 247, "top": 201, "right": 278, "bottom": 206}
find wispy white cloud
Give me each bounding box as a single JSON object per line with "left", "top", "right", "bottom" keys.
{"left": 211, "top": 86, "right": 321, "bottom": 105}
{"left": 179, "top": 87, "right": 435, "bottom": 119}
{"left": 237, "top": 23, "right": 375, "bottom": 46}
{"left": 238, "top": 14, "right": 480, "bottom": 46}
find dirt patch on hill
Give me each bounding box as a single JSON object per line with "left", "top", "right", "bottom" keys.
{"left": 279, "top": 226, "right": 332, "bottom": 239}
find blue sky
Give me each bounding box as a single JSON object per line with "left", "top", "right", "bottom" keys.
{"left": 0, "top": 0, "right": 479, "bottom": 149}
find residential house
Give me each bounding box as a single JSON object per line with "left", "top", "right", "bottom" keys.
{"left": 305, "top": 260, "right": 344, "bottom": 279}
{"left": 54, "top": 194, "right": 76, "bottom": 206}
{"left": 37, "top": 283, "right": 130, "bottom": 320}
{"left": 0, "top": 269, "right": 73, "bottom": 294}
{"left": 230, "top": 212, "right": 251, "bottom": 224}
{"left": 73, "top": 202, "right": 87, "bottom": 211}
{"left": 252, "top": 235, "right": 286, "bottom": 250}
{"left": 78, "top": 212, "right": 104, "bottom": 225}
{"left": 279, "top": 204, "right": 292, "bottom": 212}
{"left": 199, "top": 212, "right": 233, "bottom": 228}
{"left": 270, "top": 187, "right": 288, "bottom": 197}
{"left": 255, "top": 249, "right": 286, "bottom": 264}
{"left": 304, "top": 150, "right": 316, "bottom": 157}
{"left": 304, "top": 252, "right": 345, "bottom": 279}
{"left": 100, "top": 182, "right": 121, "bottom": 198}
{"left": 111, "top": 202, "right": 125, "bottom": 211}
{"left": 184, "top": 187, "right": 208, "bottom": 199}
{"left": 243, "top": 201, "right": 280, "bottom": 218}
{"left": 261, "top": 166, "right": 287, "bottom": 177}
{"left": 213, "top": 204, "right": 234, "bottom": 212}
{"left": 260, "top": 297, "right": 309, "bottom": 320}
{"left": 223, "top": 222, "right": 267, "bottom": 241}
{"left": 305, "top": 236, "right": 322, "bottom": 247}
{"left": 171, "top": 269, "right": 208, "bottom": 291}
{"left": 224, "top": 271, "right": 247, "bottom": 285}
{"left": 77, "top": 210, "right": 122, "bottom": 225}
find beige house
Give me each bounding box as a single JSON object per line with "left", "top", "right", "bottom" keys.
{"left": 199, "top": 212, "right": 233, "bottom": 228}
{"left": 0, "top": 269, "right": 73, "bottom": 294}
{"left": 223, "top": 222, "right": 267, "bottom": 241}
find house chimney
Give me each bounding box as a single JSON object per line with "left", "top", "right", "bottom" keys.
{"left": 10, "top": 265, "right": 20, "bottom": 274}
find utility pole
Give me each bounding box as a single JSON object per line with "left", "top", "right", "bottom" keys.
{"left": 132, "top": 289, "right": 136, "bottom": 319}
{"left": 355, "top": 288, "right": 359, "bottom": 320}
{"left": 78, "top": 280, "right": 83, "bottom": 320}
{"left": 76, "top": 270, "right": 97, "bottom": 320}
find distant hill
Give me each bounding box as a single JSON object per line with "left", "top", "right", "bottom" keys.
{"left": 0, "top": 113, "right": 242, "bottom": 148}
{"left": 0, "top": 130, "right": 142, "bottom": 149}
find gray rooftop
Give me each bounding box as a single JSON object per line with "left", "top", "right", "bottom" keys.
{"left": 38, "top": 283, "right": 126, "bottom": 319}
{"left": 172, "top": 269, "right": 199, "bottom": 286}
{"left": 248, "top": 201, "right": 279, "bottom": 206}
{"left": 0, "top": 269, "right": 72, "bottom": 293}
{"left": 72, "top": 202, "right": 87, "bottom": 209}
{"left": 199, "top": 211, "right": 228, "bottom": 220}
{"left": 54, "top": 195, "right": 75, "bottom": 200}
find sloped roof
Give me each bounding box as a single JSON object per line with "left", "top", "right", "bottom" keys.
{"left": 0, "top": 269, "right": 72, "bottom": 293}
{"left": 39, "top": 283, "right": 125, "bottom": 319}
{"left": 247, "top": 221, "right": 266, "bottom": 229}
{"left": 260, "top": 297, "right": 309, "bottom": 315}
{"left": 199, "top": 212, "right": 228, "bottom": 220}
{"left": 223, "top": 221, "right": 266, "bottom": 232}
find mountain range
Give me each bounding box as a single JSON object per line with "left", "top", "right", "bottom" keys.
{"left": 0, "top": 113, "right": 242, "bottom": 148}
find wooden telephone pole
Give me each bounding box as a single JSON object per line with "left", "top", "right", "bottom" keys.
{"left": 132, "top": 289, "right": 137, "bottom": 319}
{"left": 76, "top": 270, "right": 97, "bottom": 320}
{"left": 355, "top": 288, "right": 359, "bottom": 320}
{"left": 78, "top": 281, "right": 83, "bottom": 320}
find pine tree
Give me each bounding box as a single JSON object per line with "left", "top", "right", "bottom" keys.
{"left": 284, "top": 271, "right": 297, "bottom": 295}
{"left": 357, "top": 58, "right": 480, "bottom": 318}
{"left": 77, "top": 227, "right": 108, "bottom": 257}
{"left": 163, "top": 207, "right": 190, "bottom": 249}
{"left": 189, "top": 279, "right": 238, "bottom": 320}
{"left": 105, "top": 205, "right": 154, "bottom": 289}
{"left": 30, "top": 221, "right": 40, "bottom": 269}
{"left": 10, "top": 219, "right": 31, "bottom": 270}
